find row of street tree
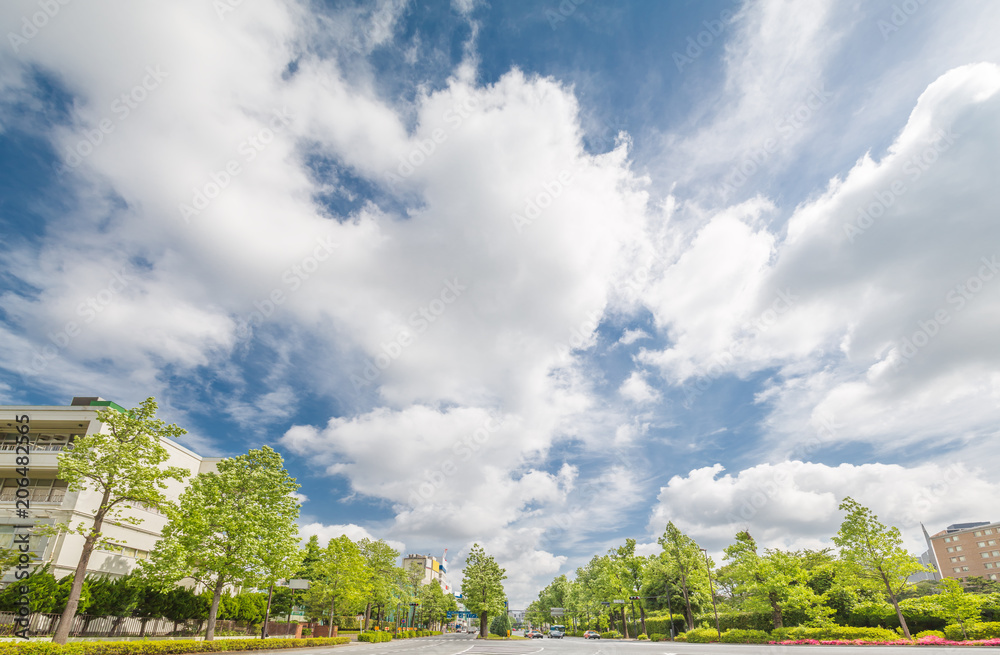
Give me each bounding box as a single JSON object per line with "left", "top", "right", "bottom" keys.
{"left": 19, "top": 397, "right": 471, "bottom": 643}
{"left": 528, "top": 499, "right": 999, "bottom": 638}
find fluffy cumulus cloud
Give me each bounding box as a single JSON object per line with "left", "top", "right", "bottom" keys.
{"left": 4, "top": 0, "right": 1000, "bottom": 608}
{"left": 650, "top": 461, "right": 1000, "bottom": 556}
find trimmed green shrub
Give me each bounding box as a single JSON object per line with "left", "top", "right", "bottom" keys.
{"left": 771, "top": 626, "right": 898, "bottom": 642}
{"left": 648, "top": 633, "right": 664, "bottom": 642}
{"left": 915, "top": 630, "right": 945, "bottom": 639}
{"left": 599, "top": 630, "right": 621, "bottom": 639}
{"left": 684, "top": 627, "right": 720, "bottom": 643}
{"left": 945, "top": 622, "right": 1000, "bottom": 641}
{"left": 715, "top": 612, "right": 775, "bottom": 632}
{"left": 673, "top": 632, "right": 687, "bottom": 642}
{"left": 637, "top": 633, "right": 648, "bottom": 640}
{"left": 0, "top": 638, "right": 351, "bottom": 655}
{"left": 642, "top": 616, "right": 686, "bottom": 637}
{"left": 720, "top": 629, "right": 770, "bottom": 644}
{"left": 359, "top": 631, "right": 393, "bottom": 642}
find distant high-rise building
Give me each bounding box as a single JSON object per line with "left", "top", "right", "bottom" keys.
{"left": 924, "top": 520, "right": 1000, "bottom": 581}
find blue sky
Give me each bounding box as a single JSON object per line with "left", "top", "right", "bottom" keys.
{"left": 2, "top": 0, "right": 1000, "bottom": 605}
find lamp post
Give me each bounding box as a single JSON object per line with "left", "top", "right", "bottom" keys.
{"left": 700, "top": 549, "right": 721, "bottom": 639}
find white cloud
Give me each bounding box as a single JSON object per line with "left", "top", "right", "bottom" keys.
{"left": 299, "top": 522, "right": 406, "bottom": 555}
{"left": 617, "top": 328, "right": 650, "bottom": 346}
{"left": 618, "top": 371, "right": 660, "bottom": 404}
{"left": 649, "top": 461, "right": 1000, "bottom": 556}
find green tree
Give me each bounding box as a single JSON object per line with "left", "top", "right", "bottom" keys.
{"left": 610, "top": 538, "right": 648, "bottom": 636}
{"left": 306, "top": 535, "right": 365, "bottom": 625}
{"left": 142, "top": 446, "right": 301, "bottom": 640}
{"left": 461, "top": 543, "right": 507, "bottom": 638}
{"left": 357, "top": 538, "right": 403, "bottom": 629}
{"left": 937, "top": 578, "right": 981, "bottom": 639}
{"left": 832, "top": 497, "right": 932, "bottom": 638}
{"left": 722, "top": 531, "right": 833, "bottom": 628}
{"left": 658, "top": 522, "right": 704, "bottom": 630}
{"left": 50, "top": 397, "right": 189, "bottom": 644}
{"left": 490, "top": 611, "right": 512, "bottom": 636}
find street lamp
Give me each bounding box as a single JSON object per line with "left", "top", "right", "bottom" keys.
{"left": 699, "top": 548, "right": 721, "bottom": 639}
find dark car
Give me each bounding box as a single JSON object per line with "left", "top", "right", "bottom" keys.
{"left": 584, "top": 630, "right": 601, "bottom": 639}
{"left": 527, "top": 631, "right": 544, "bottom": 639}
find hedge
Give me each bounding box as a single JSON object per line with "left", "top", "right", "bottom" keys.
{"left": 358, "top": 632, "right": 392, "bottom": 643}
{"left": 0, "top": 638, "right": 351, "bottom": 655}
{"left": 720, "top": 629, "right": 771, "bottom": 644}
{"left": 683, "top": 628, "right": 720, "bottom": 643}
{"left": 640, "top": 616, "right": 686, "bottom": 636}
{"left": 599, "top": 631, "right": 620, "bottom": 639}
{"left": 945, "top": 622, "right": 1000, "bottom": 641}
{"left": 771, "top": 626, "right": 898, "bottom": 642}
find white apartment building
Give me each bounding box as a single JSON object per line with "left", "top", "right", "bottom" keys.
{"left": 0, "top": 397, "right": 219, "bottom": 583}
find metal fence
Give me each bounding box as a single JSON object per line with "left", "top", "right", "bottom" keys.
{"left": 0, "top": 613, "right": 263, "bottom": 638}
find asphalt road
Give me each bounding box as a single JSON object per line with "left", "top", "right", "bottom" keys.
{"left": 333, "top": 633, "right": 976, "bottom": 655}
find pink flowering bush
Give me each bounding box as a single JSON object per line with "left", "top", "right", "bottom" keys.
{"left": 770, "top": 635, "right": 1000, "bottom": 646}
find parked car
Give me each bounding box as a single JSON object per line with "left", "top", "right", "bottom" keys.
{"left": 527, "top": 630, "right": 544, "bottom": 639}
{"left": 548, "top": 625, "right": 565, "bottom": 638}
{"left": 584, "top": 630, "right": 601, "bottom": 639}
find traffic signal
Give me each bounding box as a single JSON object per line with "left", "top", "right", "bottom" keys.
{"left": 628, "top": 596, "right": 640, "bottom": 600}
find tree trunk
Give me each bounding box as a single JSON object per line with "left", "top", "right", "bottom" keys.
{"left": 53, "top": 495, "right": 109, "bottom": 644}
{"left": 328, "top": 595, "right": 336, "bottom": 631}
{"left": 769, "top": 592, "right": 783, "bottom": 629}
{"left": 621, "top": 607, "right": 629, "bottom": 638}
{"left": 262, "top": 584, "right": 273, "bottom": 639}
{"left": 480, "top": 610, "right": 488, "bottom": 638}
{"left": 206, "top": 575, "right": 227, "bottom": 640}
{"left": 364, "top": 602, "right": 371, "bottom": 630}
{"left": 679, "top": 572, "right": 694, "bottom": 630}
{"left": 887, "top": 592, "right": 910, "bottom": 638}
{"left": 639, "top": 604, "right": 647, "bottom": 637}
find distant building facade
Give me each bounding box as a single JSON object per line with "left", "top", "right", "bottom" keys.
{"left": 0, "top": 397, "right": 219, "bottom": 584}
{"left": 402, "top": 553, "right": 447, "bottom": 587}
{"left": 924, "top": 520, "right": 1000, "bottom": 581}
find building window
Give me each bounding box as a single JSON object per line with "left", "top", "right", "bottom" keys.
{"left": 962, "top": 566, "right": 970, "bottom": 571}
{"left": 947, "top": 547, "right": 955, "bottom": 553}
{"left": 959, "top": 556, "right": 966, "bottom": 561}
{"left": 993, "top": 551, "right": 1000, "bottom": 557}
{"left": 975, "top": 531, "right": 983, "bottom": 537}
{"left": 944, "top": 537, "right": 952, "bottom": 542}
{"left": 986, "top": 529, "right": 994, "bottom": 535}
{"left": 0, "top": 478, "right": 69, "bottom": 503}
{"left": 979, "top": 542, "right": 987, "bottom": 547}
{"left": 98, "top": 542, "right": 149, "bottom": 559}
{"left": 954, "top": 567, "right": 962, "bottom": 572}
{"left": 0, "top": 525, "right": 45, "bottom": 551}
{"left": 986, "top": 563, "right": 994, "bottom": 569}
{"left": 983, "top": 553, "right": 991, "bottom": 558}
{"left": 0, "top": 432, "right": 79, "bottom": 452}
{"left": 991, "top": 574, "right": 998, "bottom": 580}
{"left": 951, "top": 557, "right": 958, "bottom": 562}
{"left": 989, "top": 540, "right": 997, "bottom": 546}
{"left": 956, "top": 546, "right": 964, "bottom": 551}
